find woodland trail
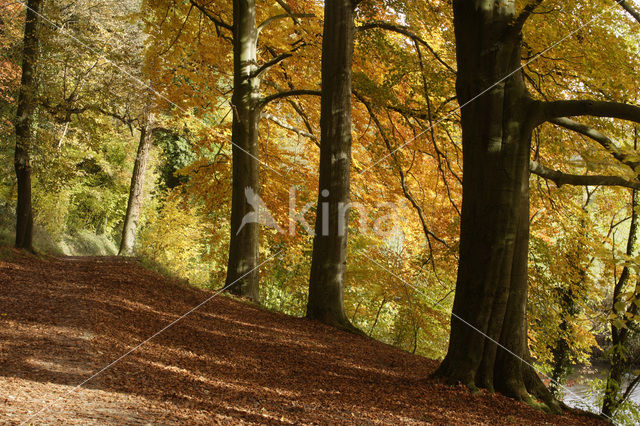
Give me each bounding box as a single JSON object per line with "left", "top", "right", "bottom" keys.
{"left": 0, "top": 249, "right": 603, "bottom": 425}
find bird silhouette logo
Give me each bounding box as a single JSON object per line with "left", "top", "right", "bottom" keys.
{"left": 237, "top": 187, "right": 283, "bottom": 235}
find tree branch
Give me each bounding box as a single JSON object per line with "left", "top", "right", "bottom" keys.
{"left": 189, "top": 0, "right": 232, "bottom": 31}
{"left": 530, "top": 160, "right": 640, "bottom": 189}
{"left": 355, "top": 91, "right": 450, "bottom": 250}
{"left": 274, "top": 0, "right": 301, "bottom": 25}
{"left": 259, "top": 89, "right": 321, "bottom": 109}
{"left": 549, "top": 117, "right": 640, "bottom": 170}
{"left": 541, "top": 100, "right": 640, "bottom": 124}
{"left": 250, "top": 53, "right": 293, "bottom": 79}
{"left": 160, "top": 5, "right": 193, "bottom": 55}
{"left": 622, "top": 373, "right": 640, "bottom": 404}
{"left": 286, "top": 99, "right": 315, "bottom": 135}
{"left": 39, "top": 98, "right": 140, "bottom": 131}
{"left": 356, "top": 22, "right": 456, "bottom": 74}
{"left": 617, "top": 0, "right": 640, "bottom": 24}
{"left": 263, "top": 113, "right": 318, "bottom": 145}
{"left": 510, "top": 0, "right": 545, "bottom": 34}
{"left": 257, "top": 13, "right": 314, "bottom": 34}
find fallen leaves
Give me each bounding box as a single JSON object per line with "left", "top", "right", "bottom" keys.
{"left": 0, "top": 249, "right": 604, "bottom": 424}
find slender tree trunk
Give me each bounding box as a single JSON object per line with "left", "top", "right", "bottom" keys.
{"left": 119, "top": 110, "right": 154, "bottom": 256}
{"left": 435, "top": 1, "right": 558, "bottom": 410}
{"left": 14, "top": 0, "right": 42, "bottom": 251}
{"left": 602, "top": 188, "right": 639, "bottom": 418}
{"left": 306, "top": 0, "right": 360, "bottom": 332}
{"left": 549, "top": 292, "right": 574, "bottom": 394}
{"left": 226, "top": 0, "right": 260, "bottom": 301}
{"left": 368, "top": 298, "right": 386, "bottom": 337}
{"left": 550, "top": 209, "right": 589, "bottom": 395}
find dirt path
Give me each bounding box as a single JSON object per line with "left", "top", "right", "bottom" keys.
{"left": 0, "top": 249, "right": 603, "bottom": 424}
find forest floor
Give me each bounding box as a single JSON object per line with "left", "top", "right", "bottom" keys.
{"left": 0, "top": 248, "right": 605, "bottom": 425}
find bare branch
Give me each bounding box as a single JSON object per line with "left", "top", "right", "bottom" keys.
{"left": 274, "top": 0, "right": 300, "bottom": 25}
{"left": 160, "top": 5, "right": 193, "bottom": 55}
{"left": 250, "top": 53, "right": 293, "bottom": 79}
{"left": 355, "top": 91, "right": 450, "bottom": 251}
{"left": 530, "top": 160, "right": 640, "bottom": 189}
{"left": 622, "top": 374, "right": 640, "bottom": 404}
{"left": 287, "top": 99, "right": 315, "bottom": 135}
{"left": 257, "top": 13, "right": 314, "bottom": 34}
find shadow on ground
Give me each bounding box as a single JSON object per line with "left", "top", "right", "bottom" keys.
{"left": 0, "top": 249, "right": 602, "bottom": 424}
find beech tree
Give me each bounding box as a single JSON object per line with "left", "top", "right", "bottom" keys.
{"left": 119, "top": 107, "right": 154, "bottom": 256}
{"left": 188, "top": 0, "right": 318, "bottom": 301}
{"left": 13, "top": 0, "right": 42, "bottom": 251}
{"left": 306, "top": 0, "right": 361, "bottom": 331}
{"left": 435, "top": 0, "right": 640, "bottom": 411}
{"left": 224, "top": 0, "right": 262, "bottom": 300}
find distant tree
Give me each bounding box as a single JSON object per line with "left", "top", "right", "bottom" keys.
{"left": 119, "top": 105, "right": 154, "bottom": 256}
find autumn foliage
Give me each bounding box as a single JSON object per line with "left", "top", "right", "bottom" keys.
{"left": 2, "top": 0, "right": 640, "bottom": 422}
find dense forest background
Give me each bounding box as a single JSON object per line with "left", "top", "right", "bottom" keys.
{"left": 2, "top": 0, "right": 640, "bottom": 422}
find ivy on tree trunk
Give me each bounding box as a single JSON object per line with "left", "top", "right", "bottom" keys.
{"left": 603, "top": 187, "right": 639, "bottom": 418}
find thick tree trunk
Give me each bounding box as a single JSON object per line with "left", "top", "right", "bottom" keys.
{"left": 14, "top": 0, "right": 42, "bottom": 251}
{"left": 306, "top": 0, "right": 359, "bottom": 332}
{"left": 226, "top": 0, "right": 260, "bottom": 301}
{"left": 119, "top": 111, "right": 154, "bottom": 256}
{"left": 435, "top": 1, "right": 556, "bottom": 409}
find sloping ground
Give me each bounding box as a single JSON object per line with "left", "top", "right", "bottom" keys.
{"left": 0, "top": 249, "right": 603, "bottom": 425}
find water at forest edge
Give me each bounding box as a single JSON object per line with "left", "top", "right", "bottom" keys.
{"left": 561, "top": 364, "right": 640, "bottom": 417}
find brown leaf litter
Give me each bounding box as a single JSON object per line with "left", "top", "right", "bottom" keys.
{"left": 0, "top": 249, "right": 605, "bottom": 424}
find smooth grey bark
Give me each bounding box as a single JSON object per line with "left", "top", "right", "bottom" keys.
{"left": 226, "top": 0, "right": 261, "bottom": 301}
{"left": 14, "top": 0, "right": 42, "bottom": 251}
{"left": 119, "top": 110, "right": 153, "bottom": 256}
{"left": 306, "top": 0, "right": 360, "bottom": 331}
